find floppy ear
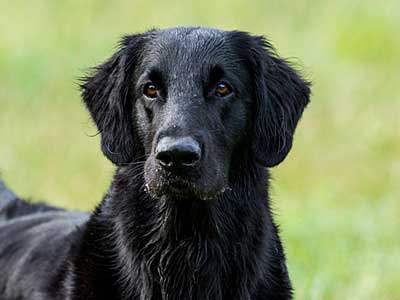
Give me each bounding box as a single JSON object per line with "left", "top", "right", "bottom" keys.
{"left": 251, "top": 36, "right": 311, "bottom": 167}
{"left": 81, "top": 34, "right": 146, "bottom": 165}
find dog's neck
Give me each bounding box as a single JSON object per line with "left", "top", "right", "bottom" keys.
{"left": 86, "top": 162, "right": 272, "bottom": 300}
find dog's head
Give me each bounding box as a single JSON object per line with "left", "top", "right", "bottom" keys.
{"left": 81, "top": 27, "right": 310, "bottom": 200}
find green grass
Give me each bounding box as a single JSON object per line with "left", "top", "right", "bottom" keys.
{"left": 0, "top": 1, "right": 399, "bottom": 299}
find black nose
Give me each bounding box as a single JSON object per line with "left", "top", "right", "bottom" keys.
{"left": 155, "top": 137, "right": 201, "bottom": 169}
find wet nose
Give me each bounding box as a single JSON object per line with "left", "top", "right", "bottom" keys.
{"left": 155, "top": 137, "right": 201, "bottom": 169}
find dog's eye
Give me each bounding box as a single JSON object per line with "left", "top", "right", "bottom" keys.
{"left": 144, "top": 83, "right": 158, "bottom": 99}
{"left": 215, "top": 82, "right": 232, "bottom": 97}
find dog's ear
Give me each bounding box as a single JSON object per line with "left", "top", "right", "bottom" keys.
{"left": 81, "top": 34, "right": 146, "bottom": 165}
{"left": 249, "top": 35, "right": 311, "bottom": 167}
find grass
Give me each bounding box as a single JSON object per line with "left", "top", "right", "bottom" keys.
{"left": 0, "top": 1, "right": 399, "bottom": 299}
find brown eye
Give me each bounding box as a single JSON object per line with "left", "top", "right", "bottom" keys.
{"left": 144, "top": 83, "right": 158, "bottom": 99}
{"left": 215, "top": 81, "right": 232, "bottom": 97}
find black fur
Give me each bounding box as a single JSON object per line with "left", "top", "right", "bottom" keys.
{"left": 0, "top": 27, "right": 310, "bottom": 300}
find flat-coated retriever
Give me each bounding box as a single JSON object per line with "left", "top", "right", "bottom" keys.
{"left": 0, "top": 27, "right": 310, "bottom": 300}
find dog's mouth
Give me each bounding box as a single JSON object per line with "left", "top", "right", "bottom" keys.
{"left": 144, "top": 154, "right": 229, "bottom": 201}
{"left": 162, "top": 179, "right": 197, "bottom": 198}
{"left": 145, "top": 175, "right": 227, "bottom": 201}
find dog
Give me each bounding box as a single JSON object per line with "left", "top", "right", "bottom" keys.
{"left": 0, "top": 27, "right": 310, "bottom": 300}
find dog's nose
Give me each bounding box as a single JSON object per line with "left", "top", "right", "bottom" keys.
{"left": 155, "top": 137, "right": 201, "bottom": 169}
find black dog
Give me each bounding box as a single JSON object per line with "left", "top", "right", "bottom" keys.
{"left": 0, "top": 27, "right": 310, "bottom": 300}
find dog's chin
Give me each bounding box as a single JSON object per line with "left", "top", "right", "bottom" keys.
{"left": 146, "top": 177, "right": 226, "bottom": 201}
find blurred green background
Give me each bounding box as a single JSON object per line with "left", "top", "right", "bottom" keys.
{"left": 0, "top": 1, "right": 399, "bottom": 299}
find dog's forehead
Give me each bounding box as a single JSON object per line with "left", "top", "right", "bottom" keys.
{"left": 143, "top": 27, "right": 229, "bottom": 66}
{"left": 155, "top": 27, "right": 225, "bottom": 45}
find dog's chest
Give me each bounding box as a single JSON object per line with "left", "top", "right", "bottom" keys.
{"left": 136, "top": 240, "right": 246, "bottom": 300}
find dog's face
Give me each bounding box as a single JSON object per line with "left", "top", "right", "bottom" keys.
{"left": 136, "top": 29, "right": 251, "bottom": 199}
{"left": 82, "top": 27, "right": 310, "bottom": 200}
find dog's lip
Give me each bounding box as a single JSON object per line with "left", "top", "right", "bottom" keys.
{"left": 152, "top": 179, "right": 228, "bottom": 201}
{"left": 148, "top": 177, "right": 210, "bottom": 199}
{"left": 165, "top": 179, "right": 195, "bottom": 194}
